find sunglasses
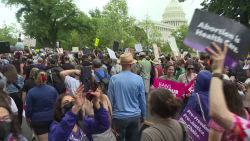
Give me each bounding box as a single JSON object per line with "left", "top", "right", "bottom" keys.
{"left": 187, "top": 68, "right": 194, "bottom": 70}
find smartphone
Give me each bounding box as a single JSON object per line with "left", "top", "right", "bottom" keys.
{"left": 80, "top": 66, "right": 92, "bottom": 92}
{"left": 86, "top": 82, "right": 99, "bottom": 101}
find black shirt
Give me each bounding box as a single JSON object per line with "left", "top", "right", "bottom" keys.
{"left": 12, "top": 59, "right": 21, "bottom": 74}
{"left": 61, "top": 63, "right": 75, "bottom": 70}
{"left": 82, "top": 61, "right": 91, "bottom": 67}
{"left": 24, "top": 54, "right": 33, "bottom": 59}
{"left": 23, "top": 65, "right": 36, "bottom": 82}
{"left": 22, "top": 78, "right": 37, "bottom": 92}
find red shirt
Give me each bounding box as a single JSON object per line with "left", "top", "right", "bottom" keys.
{"left": 154, "top": 65, "right": 164, "bottom": 78}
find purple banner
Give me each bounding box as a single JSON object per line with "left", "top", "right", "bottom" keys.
{"left": 177, "top": 107, "right": 209, "bottom": 141}
{"left": 184, "top": 9, "right": 250, "bottom": 69}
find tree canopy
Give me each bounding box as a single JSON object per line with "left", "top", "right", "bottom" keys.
{"left": 0, "top": 23, "right": 19, "bottom": 46}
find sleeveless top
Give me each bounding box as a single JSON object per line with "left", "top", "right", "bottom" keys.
{"left": 154, "top": 65, "right": 163, "bottom": 78}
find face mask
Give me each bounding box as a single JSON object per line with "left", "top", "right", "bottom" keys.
{"left": 63, "top": 101, "right": 74, "bottom": 113}
{"left": 0, "top": 122, "right": 11, "bottom": 140}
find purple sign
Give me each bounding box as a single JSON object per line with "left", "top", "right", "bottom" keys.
{"left": 177, "top": 107, "right": 209, "bottom": 141}
{"left": 184, "top": 9, "right": 250, "bottom": 69}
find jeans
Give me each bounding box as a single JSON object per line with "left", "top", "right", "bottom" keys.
{"left": 113, "top": 116, "right": 140, "bottom": 141}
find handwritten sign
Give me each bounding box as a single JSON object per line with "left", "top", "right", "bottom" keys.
{"left": 23, "top": 38, "right": 36, "bottom": 47}
{"left": 184, "top": 9, "right": 250, "bottom": 69}
{"left": 167, "top": 37, "right": 179, "bottom": 56}
{"left": 153, "top": 78, "right": 185, "bottom": 100}
{"left": 153, "top": 44, "right": 159, "bottom": 59}
{"left": 177, "top": 107, "right": 209, "bottom": 141}
{"left": 135, "top": 44, "right": 143, "bottom": 52}
{"left": 185, "top": 79, "right": 195, "bottom": 94}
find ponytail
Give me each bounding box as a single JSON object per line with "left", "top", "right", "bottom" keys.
{"left": 35, "top": 72, "right": 46, "bottom": 86}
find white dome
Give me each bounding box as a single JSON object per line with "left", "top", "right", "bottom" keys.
{"left": 162, "top": 0, "right": 188, "bottom": 23}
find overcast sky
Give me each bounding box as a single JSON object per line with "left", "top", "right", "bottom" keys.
{"left": 0, "top": 0, "right": 202, "bottom": 28}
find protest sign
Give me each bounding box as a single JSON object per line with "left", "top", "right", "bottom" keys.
{"left": 153, "top": 44, "right": 159, "bottom": 59}
{"left": 185, "top": 79, "right": 195, "bottom": 94}
{"left": 58, "top": 48, "right": 63, "bottom": 53}
{"left": 167, "top": 37, "right": 179, "bottom": 56}
{"left": 95, "top": 38, "right": 99, "bottom": 46}
{"left": 153, "top": 78, "right": 185, "bottom": 100}
{"left": 72, "top": 47, "right": 79, "bottom": 52}
{"left": 177, "top": 107, "right": 209, "bottom": 141}
{"left": 16, "top": 42, "right": 24, "bottom": 49}
{"left": 23, "top": 38, "right": 36, "bottom": 47}
{"left": 124, "top": 48, "right": 128, "bottom": 53}
{"left": 184, "top": 9, "right": 250, "bottom": 69}
{"left": 107, "top": 47, "right": 117, "bottom": 59}
{"left": 135, "top": 44, "right": 143, "bottom": 52}
{"left": 196, "top": 50, "right": 199, "bottom": 57}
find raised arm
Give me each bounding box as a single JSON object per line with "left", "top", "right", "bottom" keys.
{"left": 206, "top": 42, "right": 233, "bottom": 131}
{"left": 60, "top": 70, "right": 80, "bottom": 81}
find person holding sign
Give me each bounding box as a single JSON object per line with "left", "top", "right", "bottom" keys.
{"left": 208, "top": 42, "right": 250, "bottom": 141}
{"left": 141, "top": 88, "right": 188, "bottom": 141}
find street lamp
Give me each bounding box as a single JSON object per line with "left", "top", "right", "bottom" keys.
{"left": 121, "top": 40, "right": 124, "bottom": 52}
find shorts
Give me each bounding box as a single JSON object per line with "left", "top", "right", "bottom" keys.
{"left": 142, "top": 77, "right": 150, "bottom": 94}
{"left": 32, "top": 121, "right": 53, "bottom": 135}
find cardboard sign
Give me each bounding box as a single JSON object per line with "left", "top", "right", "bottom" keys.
{"left": 16, "top": 42, "right": 24, "bottom": 49}
{"left": 153, "top": 44, "right": 159, "bottom": 59}
{"left": 95, "top": 38, "right": 99, "bottom": 46}
{"left": 135, "top": 44, "right": 143, "bottom": 52}
{"left": 23, "top": 38, "right": 36, "bottom": 47}
{"left": 177, "top": 107, "right": 209, "bottom": 141}
{"left": 185, "top": 79, "right": 195, "bottom": 94}
{"left": 153, "top": 78, "right": 185, "bottom": 100}
{"left": 107, "top": 47, "right": 117, "bottom": 59}
{"left": 72, "top": 47, "right": 79, "bottom": 52}
{"left": 184, "top": 9, "right": 250, "bottom": 69}
{"left": 167, "top": 37, "right": 179, "bottom": 56}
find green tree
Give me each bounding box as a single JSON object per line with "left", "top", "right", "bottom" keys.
{"left": 96, "top": 0, "right": 137, "bottom": 50}
{"left": 0, "top": 23, "right": 19, "bottom": 46}
{"left": 2, "top": 0, "right": 92, "bottom": 48}
{"left": 178, "top": 0, "right": 250, "bottom": 28}
{"left": 170, "top": 24, "right": 191, "bottom": 51}
{"left": 137, "top": 15, "right": 162, "bottom": 49}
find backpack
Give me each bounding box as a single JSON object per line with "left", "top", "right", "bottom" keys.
{"left": 94, "top": 71, "right": 109, "bottom": 94}
{"left": 46, "top": 67, "right": 66, "bottom": 94}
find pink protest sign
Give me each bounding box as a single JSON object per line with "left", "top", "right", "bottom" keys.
{"left": 185, "top": 79, "right": 194, "bottom": 94}
{"left": 153, "top": 78, "right": 185, "bottom": 100}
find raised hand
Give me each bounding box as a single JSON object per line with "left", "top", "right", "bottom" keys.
{"left": 73, "top": 84, "right": 85, "bottom": 108}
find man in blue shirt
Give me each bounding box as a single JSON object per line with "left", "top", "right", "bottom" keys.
{"left": 92, "top": 58, "right": 110, "bottom": 82}
{"left": 108, "top": 53, "right": 146, "bottom": 141}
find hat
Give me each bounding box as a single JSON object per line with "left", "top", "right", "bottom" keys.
{"left": 0, "top": 80, "right": 6, "bottom": 89}
{"left": 139, "top": 52, "right": 146, "bottom": 56}
{"left": 120, "top": 53, "right": 137, "bottom": 64}
{"left": 152, "top": 59, "right": 161, "bottom": 65}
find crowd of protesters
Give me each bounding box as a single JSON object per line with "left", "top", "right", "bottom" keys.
{"left": 0, "top": 43, "right": 249, "bottom": 141}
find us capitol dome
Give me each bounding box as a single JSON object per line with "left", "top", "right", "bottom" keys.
{"left": 153, "top": 0, "right": 188, "bottom": 42}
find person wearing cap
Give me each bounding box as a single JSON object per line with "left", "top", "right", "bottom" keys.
{"left": 137, "top": 52, "right": 151, "bottom": 96}
{"left": 61, "top": 55, "right": 75, "bottom": 70}
{"left": 152, "top": 59, "right": 164, "bottom": 78}
{"left": 110, "top": 58, "right": 122, "bottom": 77}
{"left": 108, "top": 53, "right": 146, "bottom": 141}
{"left": 25, "top": 70, "right": 58, "bottom": 141}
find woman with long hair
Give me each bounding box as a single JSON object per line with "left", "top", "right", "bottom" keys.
{"left": 49, "top": 84, "right": 110, "bottom": 141}
{"left": 1, "top": 64, "right": 24, "bottom": 126}
{"left": 178, "top": 61, "right": 197, "bottom": 85}
{"left": 208, "top": 80, "right": 249, "bottom": 141}
{"left": 25, "top": 70, "right": 58, "bottom": 141}
{"left": 0, "top": 101, "right": 27, "bottom": 141}
{"left": 140, "top": 88, "right": 188, "bottom": 141}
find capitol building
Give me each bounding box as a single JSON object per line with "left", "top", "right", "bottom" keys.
{"left": 153, "top": 0, "right": 188, "bottom": 42}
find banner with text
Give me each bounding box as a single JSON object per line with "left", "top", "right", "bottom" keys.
{"left": 153, "top": 78, "right": 185, "bottom": 100}
{"left": 23, "top": 38, "right": 36, "bottom": 47}
{"left": 184, "top": 9, "right": 250, "bottom": 69}
{"left": 177, "top": 107, "right": 209, "bottom": 141}
{"left": 167, "top": 37, "right": 179, "bottom": 57}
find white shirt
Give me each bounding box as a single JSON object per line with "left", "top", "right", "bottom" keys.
{"left": 64, "top": 76, "right": 80, "bottom": 95}
{"left": 10, "top": 97, "right": 18, "bottom": 113}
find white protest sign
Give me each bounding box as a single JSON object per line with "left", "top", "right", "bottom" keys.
{"left": 56, "top": 42, "right": 59, "bottom": 48}
{"left": 124, "top": 48, "right": 128, "bottom": 53}
{"left": 135, "top": 44, "right": 143, "bottom": 52}
{"left": 58, "top": 48, "right": 63, "bottom": 53}
{"left": 196, "top": 50, "right": 199, "bottom": 57}
{"left": 23, "top": 38, "right": 36, "bottom": 47}
{"left": 16, "top": 42, "right": 24, "bottom": 49}
{"left": 72, "top": 47, "right": 79, "bottom": 52}
{"left": 107, "top": 47, "right": 117, "bottom": 59}
{"left": 153, "top": 44, "right": 159, "bottom": 59}
{"left": 167, "top": 37, "right": 179, "bottom": 56}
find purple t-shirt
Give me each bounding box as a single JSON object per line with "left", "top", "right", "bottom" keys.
{"left": 68, "top": 126, "right": 89, "bottom": 141}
